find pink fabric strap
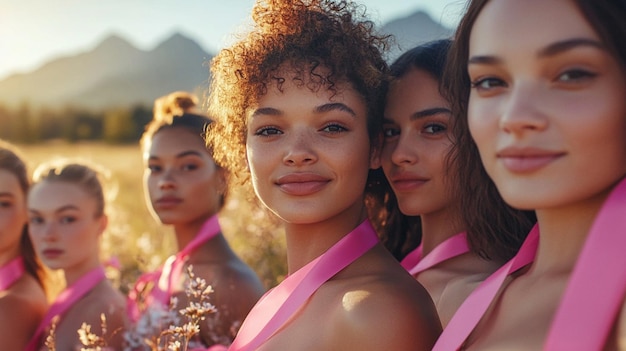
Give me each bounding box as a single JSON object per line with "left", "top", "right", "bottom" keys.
{"left": 0, "top": 256, "right": 25, "bottom": 291}
{"left": 25, "top": 266, "right": 107, "bottom": 351}
{"left": 127, "top": 214, "right": 221, "bottom": 320}
{"left": 228, "top": 219, "right": 380, "bottom": 351}
{"left": 400, "top": 232, "right": 470, "bottom": 276}
{"left": 545, "top": 178, "right": 626, "bottom": 350}
{"left": 432, "top": 224, "right": 540, "bottom": 351}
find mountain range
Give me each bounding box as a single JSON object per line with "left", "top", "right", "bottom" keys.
{"left": 0, "top": 11, "right": 452, "bottom": 111}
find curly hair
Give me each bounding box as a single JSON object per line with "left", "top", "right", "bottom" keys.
{"left": 206, "top": 0, "right": 390, "bottom": 187}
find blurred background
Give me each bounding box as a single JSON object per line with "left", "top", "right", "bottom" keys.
{"left": 0, "top": 0, "right": 464, "bottom": 290}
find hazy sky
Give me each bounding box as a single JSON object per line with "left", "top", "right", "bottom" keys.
{"left": 0, "top": 0, "right": 465, "bottom": 80}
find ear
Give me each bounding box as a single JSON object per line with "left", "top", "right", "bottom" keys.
{"left": 97, "top": 214, "right": 109, "bottom": 236}
{"left": 369, "top": 133, "right": 383, "bottom": 170}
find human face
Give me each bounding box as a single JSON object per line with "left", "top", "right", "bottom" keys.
{"left": 28, "top": 181, "right": 105, "bottom": 272}
{"left": 467, "top": 0, "right": 626, "bottom": 210}
{"left": 246, "top": 70, "right": 373, "bottom": 224}
{"left": 381, "top": 68, "right": 454, "bottom": 216}
{"left": 144, "top": 127, "right": 225, "bottom": 225}
{"left": 0, "top": 170, "right": 27, "bottom": 255}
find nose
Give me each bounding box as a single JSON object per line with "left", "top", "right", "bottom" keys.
{"left": 389, "top": 133, "right": 418, "bottom": 166}
{"left": 500, "top": 83, "right": 548, "bottom": 135}
{"left": 283, "top": 129, "right": 317, "bottom": 166}
{"left": 40, "top": 223, "right": 58, "bottom": 242}
{"left": 158, "top": 168, "right": 177, "bottom": 190}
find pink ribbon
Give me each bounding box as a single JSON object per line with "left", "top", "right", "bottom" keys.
{"left": 400, "top": 232, "right": 469, "bottom": 276}
{"left": 432, "top": 224, "right": 540, "bottom": 351}
{"left": 434, "top": 177, "right": 626, "bottom": 350}
{"left": 0, "top": 256, "right": 25, "bottom": 291}
{"left": 228, "top": 219, "right": 380, "bottom": 351}
{"left": 127, "top": 214, "right": 222, "bottom": 321}
{"left": 24, "top": 266, "right": 107, "bottom": 351}
{"left": 544, "top": 178, "right": 626, "bottom": 350}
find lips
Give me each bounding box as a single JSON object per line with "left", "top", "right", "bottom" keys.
{"left": 389, "top": 173, "right": 428, "bottom": 191}
{"left": 497, "top": 147, "right": 565, "bottom": 173}
{"left": 276, "top": 172, "right": 331, "bottom": 196}
{"left": 155, "top": 196, "right": 183, "bottom": 208}
{"left": 42, "top": 248, "right": 64, "bottom": 259}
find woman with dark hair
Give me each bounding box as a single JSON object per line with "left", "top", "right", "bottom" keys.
{"left": 433, "top": 0, "right": 626, "bottom": 349}
{"left": 127, "top": 91, "right": 265, "bottom": 349}
{"left": 371, "top": 39, "right": 534, "bottom": 327}
{"left": 0, "top": 140, "right": 48, "bottom": 350}
{"left": 205, "top": 0, "right": 441, "bottom": 349}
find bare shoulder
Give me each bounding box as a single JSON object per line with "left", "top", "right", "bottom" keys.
{"left": 328, "top": 248, "right": 442, "bottom": 350}
{"left": 0, "top": 288, "right": 47, "bottom": 349}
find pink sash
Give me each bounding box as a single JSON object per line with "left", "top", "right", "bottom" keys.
{"left": 400, "top": 232, "right": 469, "bottom": 276}
{"left": 544, "top": 178, "right": 626, "bottom": 350}
{"left": 228, "top": 219, "right": 379, "bottom": 351}
{"left": 0, "top": 256, "right": 25, "bottom": 290}
{"left": 24, "top": 266, "right": 106, "bottom": 351}
{"left": 127, "top": 214, "right": 221, "bottom": 321}
{"left": 432, "top": 224, "right": 540, "bottom": 351}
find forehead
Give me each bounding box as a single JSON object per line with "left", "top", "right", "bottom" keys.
{"left": 146, "top": 127, "right": 210, "bottom": 158}
{"left": 0, "top": 170, "right": 23, "bottom": 195}
{"left": 470, "top": 0, "right": 598, "bottom": 55}
{"left": 28, "top": 180, "right": 94, "bottom": 209}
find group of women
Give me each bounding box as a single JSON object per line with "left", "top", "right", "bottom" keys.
{"left": 1, "top": 0, "right": 625, "bottom": 349}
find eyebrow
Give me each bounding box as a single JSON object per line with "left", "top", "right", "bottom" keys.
{"left": 0, "top": 192, "right": 15, "bottom": 198}
{"left": 411, "top": 107, "right": 451, "bottom": 121}
{"left": 469, "top": 38, "right": 606, "bottom": 65}
{"left": 28, "top": 204, "right": 80, "bottom": 214}
{"left": 250, "top": 102, "right": 357, "bottom": 119}
{"left": 148, "top": 150, "right": 203, "bottom": 160}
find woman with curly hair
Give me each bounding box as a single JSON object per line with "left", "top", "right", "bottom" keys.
{"left": 206, "top": 1, "right": 441, "bottom": 350}
{"left": 0, "top": 140, "right": 48, "bottom": 350}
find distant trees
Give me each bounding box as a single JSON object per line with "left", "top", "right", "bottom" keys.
{"left": 0, "top": 102, "right": 152, "bottom": 144}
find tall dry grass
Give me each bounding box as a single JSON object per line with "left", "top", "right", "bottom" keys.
{"left": 18, "top": 141, "right": 286, "bottom": 292}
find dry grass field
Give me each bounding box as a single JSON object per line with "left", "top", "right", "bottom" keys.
{"left": 18, "top": 141, "right": 286, "bottom": 291}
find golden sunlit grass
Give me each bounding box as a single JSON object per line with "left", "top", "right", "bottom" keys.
{"left": 18, "top": 141, "right": 286, "bottom": 292}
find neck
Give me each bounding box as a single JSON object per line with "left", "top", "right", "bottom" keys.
{"left": 0, "top": 246, "right": 21, "bottom": 267}
{"left": 531, "top": 187, "right": 612, "bottom": 277}
{"left": 173, "top": 213, "right": 215, "bottom": 250}
{"left": 420, "top": 207, "right": 465, "bottom": 256}
{"left": 285, "top": 205, "right": 368, "bottom": 275}
{"left": 188, "top": 234, "right": 232, "bottom": 264}
{"left": 63, "top": 256, "right": 101, "bottom": 286}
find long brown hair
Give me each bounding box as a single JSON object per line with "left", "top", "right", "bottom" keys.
{"left": 0, "top": 139, "right": 48, "bottom": 291}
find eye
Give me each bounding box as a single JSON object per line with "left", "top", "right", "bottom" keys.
{"left": 60, "top": 216, "right": 77, "bottom": 224}
{"left": 182, "top": 163, "right": 199, "bottom": 171}
{"left": 470, "top": 77, "right": 506, "bottom": 91}
{"left": 254, "top": 126, "right": 283, "bottom": 136}
{"left": 0, "top": 201, "right": 11, "bottom": 208}
{"left": 320, "top": 123, "right": 348, "bottom": 134}
{"left": 557, "top": 69, "right": 597, "bottom": 83}
{"left": 382, "top": 126, "right": 400, "bottom": 139}
{"left": 29, "top": 216, "right": 44, "bottom": 225}
{"left": 423, "top": 123, "right": 447, "bottom": 135}
{"left": 148, "top": 164, "right": 162, "bottom": 173}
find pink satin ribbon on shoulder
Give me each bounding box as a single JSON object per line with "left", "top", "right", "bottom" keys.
{"left": 227, "top": 219, "right": 379, "bottom": 351}
{"left": 400, "top": 232, "right": 470, "bottom": 276}
{"left": 544, "top": 178, "right": 626, "bottom": 350}
{"left": 432, "top": 225, "right": 540, "bottom": 351}
{"left": 434, "top": 178, "right": 626, "bottom": 350}
{"left": 127, "top": 214, "right": 222, "bottom": 321}
{"left": 0, "top": 256, "right": 25, "bottom": 291}
{"left": 24, "top": 266, "right": 107, "bottom": 351}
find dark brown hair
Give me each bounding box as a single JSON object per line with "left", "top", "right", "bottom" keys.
{"left": 0, "top": 139, "right": 47, "bottom": 290}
